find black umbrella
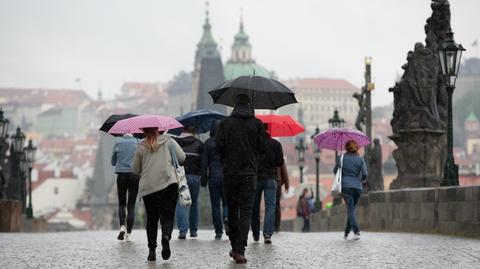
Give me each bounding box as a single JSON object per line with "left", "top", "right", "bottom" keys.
{"left": 99, "top": 113, "right": 138, "bottom": 137}
{"left": 208, "top": 75, "right": 297, "bottom": 110}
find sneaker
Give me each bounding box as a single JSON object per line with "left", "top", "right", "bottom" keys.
{"left": 161, "top": 236, "right": 171, "bottom": 260}
{"left": 117, "top": 225, "right": 126, "bottom": 241}
{"left": 215, "top": 234, "right": 222, "bottom": 240}
{"left": 343, "top": 235, "right": 348, "bottom": 240}
{"left": 190, "top": 232, "right": 198, "bottom": 238}
{"left": 264, "top": 235, "right": 272, "bottom": 244}
{"left": 125, "top": 233, "right": 132, "bottom": 242}
{"left": 178, "top": 233, "right": 186, "bottom": 240}
{"left": 353, "top": 233, "right": 360, "bottom": 240}
{"left": 147, "top": 249, "right": 156, "bottom": 261}
{"left": 233, "top": 253, "right": 247, "bottom": 264}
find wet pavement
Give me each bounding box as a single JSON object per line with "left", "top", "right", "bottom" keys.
{"left": 1, "top": 230, "right": 479, "bottom": 268}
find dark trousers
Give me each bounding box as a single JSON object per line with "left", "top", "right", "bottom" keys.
{"left": 275, "top": 184, "right": 282, "bottom": 232}
{"left": 116, "top": 172, "right": 139, "bottom": 233}
{"left": 302, "top": 217, "right": 310, "bottom": 232}
{"left": 208, "top": 177, "right": 228, "bottom": 235}
{"left": 251, "top": 179, "right": 277, "bottom": 238}
{"left": 143, "top": 183, "right": 178, "bottom": 250}
{"left": 342, "top": 187, "right": 362, "bottom": 235}
{"left": 224, "top": 175, "right": 255, "bottom": 255}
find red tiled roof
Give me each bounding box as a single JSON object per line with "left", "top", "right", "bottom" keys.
{"left": 0, "top": 88, "right": 91, "bottom": 106}
{"left": 283, "top": 78, "right": 359, "bottom": 91}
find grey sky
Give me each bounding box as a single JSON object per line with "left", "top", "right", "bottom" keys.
{"left": 0, "top": 0, "right": 479, "bottom": 107}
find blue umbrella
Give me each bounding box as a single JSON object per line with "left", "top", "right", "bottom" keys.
{"left": 170, "top": 109, "right": 226, "bottom": 135}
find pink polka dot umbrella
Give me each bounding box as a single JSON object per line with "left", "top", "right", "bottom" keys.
{"left": 312, "top": 128, "right": 371, "bottom": 151}
{"left": 108, "top": 114, "right": 183, "bottom": 135}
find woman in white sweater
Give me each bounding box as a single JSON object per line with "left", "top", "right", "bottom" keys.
{"left": 133, "top": 127, "right": 185, "bottom": 262}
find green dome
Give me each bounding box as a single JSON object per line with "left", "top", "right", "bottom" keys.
{"left": 223, "top": 62, "right": 274, "bottom": 80}
{"left": 466, "top": 112, "right": 478, "bottom": 122}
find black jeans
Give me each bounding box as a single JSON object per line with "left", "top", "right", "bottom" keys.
{"left": 275, "top": 183, "right": 282, "bottom": 232}
{"left": 302, "top": 217, "right": 310, "bottom": 233}
{"left": 342, "top": 187, "right": 362, "bottom": 235}
{"left": 143, "top": 183, "right": 178, "bottom": 250}
{"left": 224, "top": 175, "right": 255, "bottom": 255}
{"left": 116, "top": 172, "right": 139, "bottom": 233}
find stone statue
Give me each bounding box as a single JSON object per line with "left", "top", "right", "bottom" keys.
{"left": 353, "top": 91, "right": 366, "bottom": 132}
{"left": 368, "top": 138, "right": 384, "bottom": 191}
{"left": 389, "top": 0, "right": 451, "bottom": 189}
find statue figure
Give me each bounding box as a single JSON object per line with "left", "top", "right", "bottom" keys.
{"left": 389, "top": 0, "right": 451, "bottom": 189}
{"left": 368, "top": 138, "right": 384, "bottom": 191}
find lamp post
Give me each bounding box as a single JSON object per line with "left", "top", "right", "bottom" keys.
{"left": 12, "top": 127, "right": 26, "bottom": 209}
{"left": 438, "top": 31, "right": 465, "bottom": 186}
{"left": 311, "top": 126, "right": 322, "bottom": 211}
{"left": 295, "top": 137, "right": 307, "bottom": 184}
{"left": 329, "top": 108, "right": 345, "bottom": 206}
{"left": 0, "top": 107, "right": 10, "bottom": 158}
{"left": 24, "top": 140, "right": 37, "bottom": 219}
{"left": 364, "top": 57, "right": 374, "bottom": 159}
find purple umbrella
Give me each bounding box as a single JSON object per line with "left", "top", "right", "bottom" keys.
{"left": 313, "top": 128, "right": 371, "bottom": 151}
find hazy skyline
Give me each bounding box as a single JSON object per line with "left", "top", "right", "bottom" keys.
{"left": 1, "top": 0, "right": 479, "bottom": 107}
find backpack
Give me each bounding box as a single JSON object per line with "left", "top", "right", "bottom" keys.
{"left": 307, "top": 197, "right": 315, "bottom": 212}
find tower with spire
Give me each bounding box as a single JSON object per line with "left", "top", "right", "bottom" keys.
{"left": 192, "top": 1, "right": 226, "bottom": 113}
{"left": 223, "top": 12, "right": 274, "bottom": 80}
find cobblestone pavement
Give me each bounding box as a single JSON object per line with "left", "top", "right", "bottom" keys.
{"left": 1, "top": 230, "right": 480, "bottom": 269}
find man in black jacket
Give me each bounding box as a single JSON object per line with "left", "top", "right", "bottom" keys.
{"left": 216, "top": 94, "right": 266, "bottom": 264}
{"left": 174, "top": 125, "right": 204, "bottom": 239}
{"left": 251, "top": 124, "right": 284, "bottom": 244}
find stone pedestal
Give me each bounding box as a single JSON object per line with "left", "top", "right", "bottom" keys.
{"left": 0, "top": 200, "right": 22, "bottom": 232}
{"left": 389, "top": 129, "right": 445, "bottom": 189}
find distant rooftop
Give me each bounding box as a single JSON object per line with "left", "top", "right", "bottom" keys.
{"left": 283, "top": 78, "right": 359, "bottom": 91}
{"left": 0, "top": 88, "right": 92, "bottom": 106}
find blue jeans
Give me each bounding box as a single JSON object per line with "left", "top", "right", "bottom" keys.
{"left": 342, "top": 187, "right": 362, "bottom": 235}
{"left": 176, "top": 174, "right": 200, "bottom": 235}
{"left": 251, "top": 178, "right": 277, "bottom": 238}
{"left": 208, "top": 177, "right": 228, "bottom": 235}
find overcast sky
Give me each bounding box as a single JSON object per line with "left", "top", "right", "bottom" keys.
{"left": 0, "top": 0, "right": 479, "bottom": 107}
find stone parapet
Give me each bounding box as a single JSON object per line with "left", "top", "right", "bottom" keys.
{"left": 282, "top": 185, "right": 480, "bottom": 238}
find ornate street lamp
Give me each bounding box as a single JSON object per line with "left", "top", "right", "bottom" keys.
{"left": 438, "top": 31, "right": 465, "bottom": 186}
{"left": 329, "top": 108, "right": 345, "bottom": 205}
{"left": 311, "top": 127, "right": 322, "bottom": 211}
{"left": 24, "top": 140, "right": 37, "bottom": 219}
{"left": 0, "top": 108, "right": 10, "bottom": 139}
{"left": 295, "top": 137, "right": 307, "bottom": 184}
{"left": 12, "top": 127, "right": 26, "bottom": 154}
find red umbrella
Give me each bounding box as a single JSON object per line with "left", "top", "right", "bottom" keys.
{"left": 256, "top": 114, "right": 305, "bottom": 137}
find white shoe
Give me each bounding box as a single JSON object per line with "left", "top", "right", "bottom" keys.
{"left": 125, "top": 233, "right": 132, "bottom": 242}
{"left": 353, "top": 234, "right": 360, "bottom": 240}
{"left": 117, "top": 225, "right": 126, "bottom": 241}
{"left": 343, "top": 235, "right": 348, "bottom": 240}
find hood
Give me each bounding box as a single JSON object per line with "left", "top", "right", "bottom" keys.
{"left": 176, "top": 135, "right": 197, "bottom": 146}
{"left": 210, "top": 120, "right": 221, "bottom": 137}
{"left": 231, "top": 94, "right": 254, "bottom": 118}
{"left": 140, "top": 134, "right": 171, "bottom": 149}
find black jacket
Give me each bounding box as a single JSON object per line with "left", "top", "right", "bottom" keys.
{"left": 258, "top": 136, "right": 284, "bottom": 180}
{"left": 175, "top": 135, "right": 204, "bottom": 175}
{"left": 215, "top": 105, "right": 266, "bottom": 177}
{"left": 201, "top": 120, "right": 224, "bottom": 185}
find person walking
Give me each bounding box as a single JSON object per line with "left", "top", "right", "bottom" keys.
{"left": 132, "top": 128, "right": 186, "bottom": 261}
{"left": 201, "top": 120, "right": 228, "bottom": 240}
{"left": 275, "top": 162, "right": 289, "bottom": 232}
{"left": 111, "top": 133, "right": 139, "bottom": 242}
{"left": 174, "top": 125, "right": 204, "bottom": 239}
{"left": 297, "top": 188, "right": 311, "bottom": 232}
{"left": 215, "top": 94, "right": 266, "bottom": 264}
{"left": 251, "top": 124, "right": 284, "bottom": 244}
{"left": 333, "top": 140, "right": 368, "bottom": 240}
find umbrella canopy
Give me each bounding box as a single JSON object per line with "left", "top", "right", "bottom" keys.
{"left": 256, "top": 114, "right": 305, "bottom": 137}
{"left": 313, "top": 128, "right": 371, "bottom": 151}
{"left": 176, "top": 109, "right": 225, "bottom": 134}
{"left": 208, "top": 75, "right": 297, "bottom": 109}
{"left": 99, "top": 113, "right": 137, "bottom": 133}
{"left": 108, "top": 114, "right": 183, "bottom": 135}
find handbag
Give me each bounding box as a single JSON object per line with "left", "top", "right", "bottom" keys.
{"left": 331, "top": 154, "right": 344, "bottom": 198}
{"left": 168, "top": 140, "right": 192, "bottom": 207}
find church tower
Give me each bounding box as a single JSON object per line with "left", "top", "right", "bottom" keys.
{"left": 192, "top": 2, "right": 226, "bottom": 113}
